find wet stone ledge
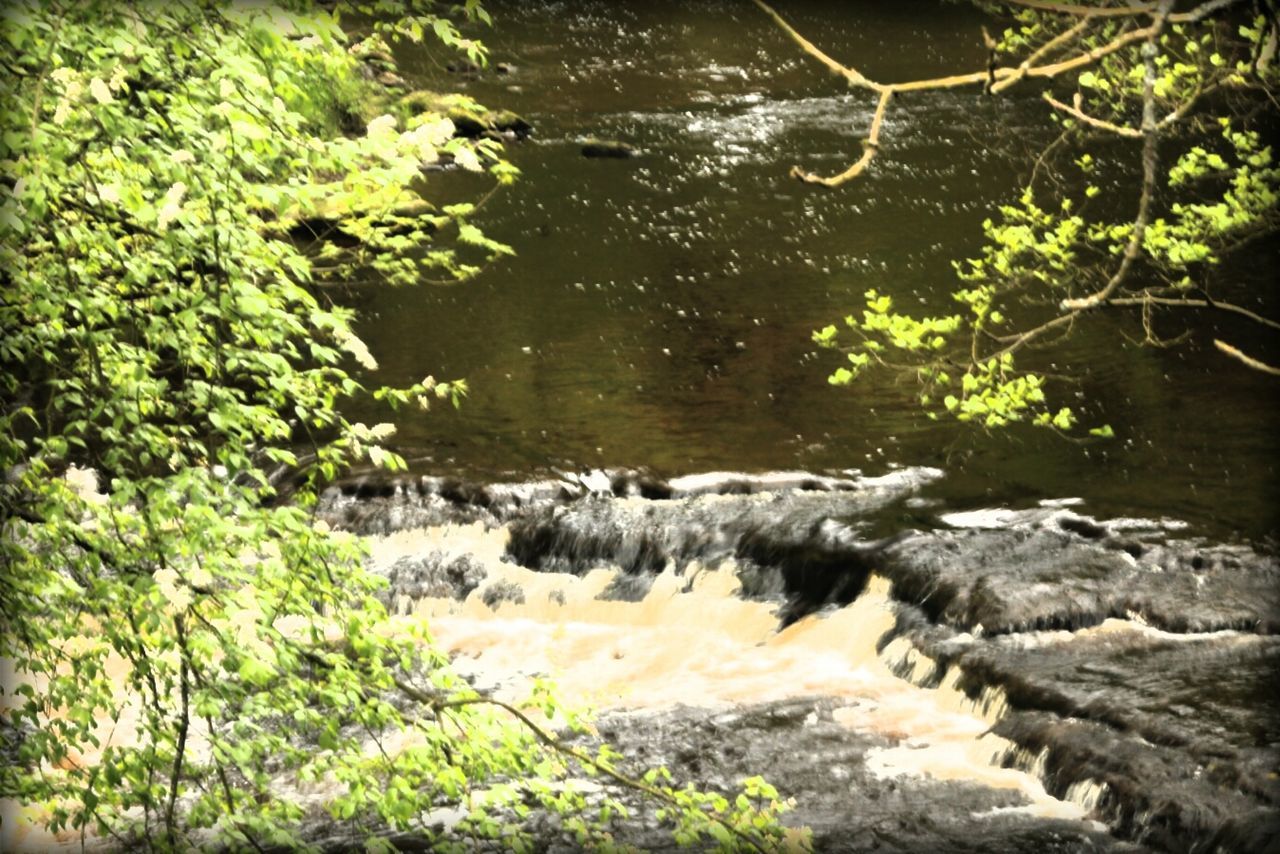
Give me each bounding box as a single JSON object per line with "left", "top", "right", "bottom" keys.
{"left": 317, "top": 470, "right": 1280, "bottom": 852}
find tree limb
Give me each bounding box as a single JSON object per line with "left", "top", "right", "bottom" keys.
{"left": 791, "top": 88, "right": 892, "bottom": 186}
{"left": 749, "top": 0, "right": 880, "bottom": 91}
{"left": 1109, "top": 294, "right": 1280, "bottom": 330}
{"left": 1043, "top": 91, "right": 1143, "bottom": 136}
{"left": 1001, "top": 0, "right": 1161, "bottom": 17}
{"left": 1005, "top": 0, "right": 1243, "bottom": 22}
{"left": 751, "top": 0, "right": 1244, "bottom": 185}
{"left": 1214, "top": 339, "right": 1280, "bottom": 374}
{"left": 991, "top": 16, "right": 1093, "bottom": 94}
{"left": 1060, "top": 0, "right": 1172, "bottom": 311}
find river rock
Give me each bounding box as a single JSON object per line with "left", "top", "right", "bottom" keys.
{"left": 480, "top": 579, "right": 526, "bottom": 609}
{"left": 583, "top": 698, "right": 1138, "bottom": 853}
{"left": 582, "top": 139, "right": 637, "bottom": 158}
{"left": 315, "top": 470, "right": 1280, "bottom": 851}
{"left": 377, "top": 552, "right": 486, "bottom": 611}
{"left": 395, "top": 91, "right": 533, "bottom": 141}
{"left": 878, "top": 507, "right": 1280, "bottom": 635}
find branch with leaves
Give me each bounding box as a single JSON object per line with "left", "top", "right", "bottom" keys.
{"left": 789, "top": 0, "right": 1278, "bottom": 436}
{"left": 751, "top": 0, "right": 1245, "bottom": 186}
{"left": 0, "top": 2, "right": 801, "bottom": 851}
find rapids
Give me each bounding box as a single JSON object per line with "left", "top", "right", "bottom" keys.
{"left": 314, "top": 468, "right": 1280, "bottom": 851}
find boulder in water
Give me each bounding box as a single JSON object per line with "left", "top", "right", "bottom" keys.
{"left": 582, "top": 139, "right": 637, "bottom": 158}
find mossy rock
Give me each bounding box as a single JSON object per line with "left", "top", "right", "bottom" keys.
{"left": 398, "top": 90, "right": 451, "bottom": 115}
{"left": 491, "top": 110, "right": 532, "bottom": 138}
{"left": 262, "top": 183, "right": 440, "bottom": 239}
{"left": 396, "top": 91, "right": 531, "bottom": 140}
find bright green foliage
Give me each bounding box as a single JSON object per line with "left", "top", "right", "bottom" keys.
{"left": 820, "top": 4, "right": 1278, "bottom": 435}
{"left": 1150, "top": 121, "right": 1279, "bottom": 271}
{"left": 0, "top": 2, "right": 797, "bottom": 851}
{"left": 814, "top": 290, "right": 960, "bottom": 388}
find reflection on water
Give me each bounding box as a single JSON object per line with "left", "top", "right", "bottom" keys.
{"left": 346, "top": 0, "right": 1279, "bottom": 541}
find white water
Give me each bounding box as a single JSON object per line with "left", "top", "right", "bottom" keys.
{"left": 370, "top": 522, "right": 1093, "bottom": 822}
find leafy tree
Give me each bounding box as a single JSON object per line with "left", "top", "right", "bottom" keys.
{"left": 0, "top": 2, "right": 800, "bottom": 850}
{"left": 754, "top": 0, "right": 1279, "bottom": 433}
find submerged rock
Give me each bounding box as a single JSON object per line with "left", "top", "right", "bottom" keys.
{"left": 582, "top": 139, "right": 637, "bottom": 158}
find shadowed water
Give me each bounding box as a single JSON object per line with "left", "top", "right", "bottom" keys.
{"left": 341, "top": 0, "right": 1280, "bottom": 542}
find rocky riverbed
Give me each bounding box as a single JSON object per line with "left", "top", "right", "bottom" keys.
{"left": 314, "top": 467, "right": 1280, "bottom": 852}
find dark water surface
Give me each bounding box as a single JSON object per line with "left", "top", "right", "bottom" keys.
{"left": 348, "top": 0, "right": 1280, "bottom": 542}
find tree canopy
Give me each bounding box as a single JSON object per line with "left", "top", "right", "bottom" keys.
{"left": 765, "top": 0, "right": 1280, "bottom": 433}
{"left": 0, "top": 2, "right": 798, "bottom": 850}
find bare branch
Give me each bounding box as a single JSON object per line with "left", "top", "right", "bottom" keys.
{"left": 1109, "top": 294, "right": 1280, "bottom": 330}
{"left": 749, "top": 0, "right": 881, "bottom": 91}
{"left": 988, "top": 310, "right": 1080, "bottom": 360}
{"left": 791, "top": 88, "right": 893, "bottom": 187}
{"left": 1214, "top": 339, "right": 1280, "bottom": 375}
{"left": 1043, "top": 91, "right": 1143, "bottom": 135}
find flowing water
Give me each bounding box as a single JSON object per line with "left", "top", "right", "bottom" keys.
{"left": 347, "top": 0, "right": 1280, "bottom": 543}
{"left": 313, "top": 469, "right": 1279, "bottom": 851}
{"left": 7, "top": 4, "right": 1277, "bottom": 851}
{"left": 332, "top": 2, "right": 1280, "bottom": 849}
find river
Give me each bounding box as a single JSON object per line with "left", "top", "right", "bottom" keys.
{"left": 330, "top": 2, "right": 1278, "bottom": 851}
{"left": 344, "top": 0, "right": 1279, "bottom": 543}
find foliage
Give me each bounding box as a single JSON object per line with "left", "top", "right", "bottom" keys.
{"left": 0, "top": 2, "right": 799, "bottom": 850}
{"left": 810, "top": 1, "right": 1279, "bottom": 434}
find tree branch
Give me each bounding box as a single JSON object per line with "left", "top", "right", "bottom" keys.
{"left": 1214, "top": 339, "right": 1280, "bottom": 375}
{"left": 991, "top": 16, "right": 1093, "bottom": 94}
{"left": 749, "top": 0, "right": 1223, "bottom": 185}
{"left": 749, "top": 0, "right": 881, "bottom": 91}
{"left": 1005, "top": 0, "right": 1243, "bottom": 22}
{"left": 1060, "top": 0, "right": 1172, "bottom": 311}
{"left": 1109, "top": 293, "right": 1280, "bottom": 330}
{"left": 1001, "top": 0, "right": 1161, "bottom": 16}
{"left": 1043, "top": 91, "right": 1142, "bottom": 136}
{"left": 790, "top": 88, "right": 892, "bottom": 186}
{"left": 420, "top": 691, "right": 775, "bottom": 853}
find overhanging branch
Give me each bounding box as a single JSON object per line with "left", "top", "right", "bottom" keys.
{"left": 790, "top": 88, "right": 892, "bottom": 186}
{"left": 1214, "top": 339, "right": 1280, "bottom": 375}
{"left": 1060, "top": 0, "right": 1172, "bottom": 311}
{"left": 750, "top": 0, "right": 1241, "bottom": 186}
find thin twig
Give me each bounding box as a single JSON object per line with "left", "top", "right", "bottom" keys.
{"left": 1043, "top": 92, "right": 1142, "bottom": 136}
{"left": 1214, "top": 339, "right": 1280, "bottom": 374}
{"left": 1109, "top": 294, "right": 1280, "bottom": 330}
{"left": 412, "top": 688, "right": 776, "bottom": 854}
